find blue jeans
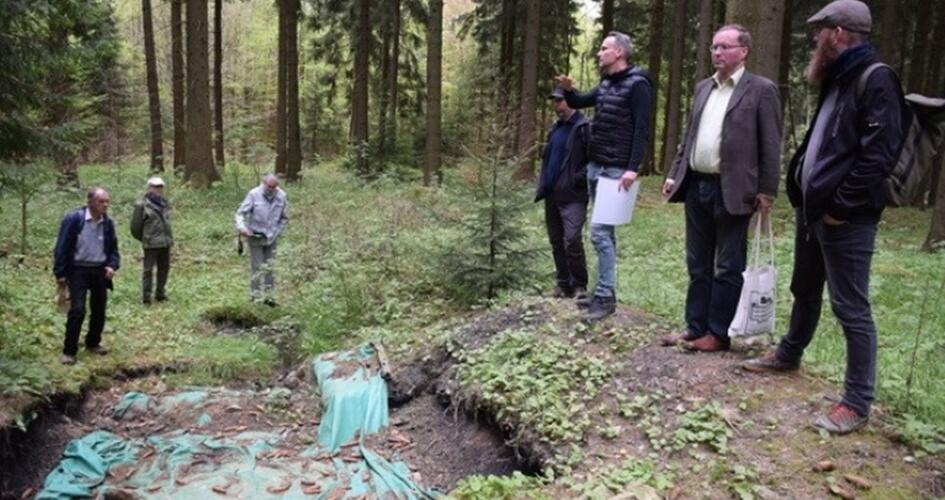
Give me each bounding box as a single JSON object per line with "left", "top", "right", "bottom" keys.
{"left": 684, "top": 173, "right": 751, "bottom": 339}
{"left": 587, "top": 163, "right": 625, "bottom": 299}
{"left": 777, "top": 209, "right": 878, "bottom": 417}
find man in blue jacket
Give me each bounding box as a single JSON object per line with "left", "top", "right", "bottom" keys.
{"left": 535, "top": 87, "right": 590, "bottom": 300}
{"left": 743, "top": 0, "right": 906, "bottom": 434}
{"left": 555, "top": 31, "right": 652, "bottom": 322}
{"left": 53, "top": 187, "right": 121, "bottom": 365}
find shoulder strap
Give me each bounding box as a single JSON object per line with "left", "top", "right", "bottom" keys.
{"left": 856, "top": 62, "right": 890, "bottom": 101}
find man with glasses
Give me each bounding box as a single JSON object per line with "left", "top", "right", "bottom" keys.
{"left": 661, "top": 24, "right": 782, "bottom": 352}
{"left": 743, "top": 0, "right": 907, "bottom": 435}
{"left": 535, "top": 87, "right": 590, "bottom": 300}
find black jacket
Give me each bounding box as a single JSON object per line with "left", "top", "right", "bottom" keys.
{"left": 53, "top": 208, "right": 121, "bottom": 279}
{"left": 564, "top": 66, "right": 652, "bottom": 172}
{"left": 535, "top": 111, "right": 590, "bottom": 204}
{"left": 786, "top": 43, "right": 906, "bottom": 225}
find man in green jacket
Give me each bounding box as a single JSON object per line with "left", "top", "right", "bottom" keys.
{"left": 130, "top": 177, "right": 173, "bottom": 304}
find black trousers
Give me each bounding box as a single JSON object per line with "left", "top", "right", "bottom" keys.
{"left": 683, "top": 174, "right": 751, "bottom": 339}
{"left": 544, "top": 199, "right": 588, "bottom": 291}
{"left": 64, "top": 266, "right": 108, "bottom": 356}
{"left": 142, "top": 247, "right": 170, "bottom": 300}
{"left": 777, "top": 209, "right": 878, "bottom": 416}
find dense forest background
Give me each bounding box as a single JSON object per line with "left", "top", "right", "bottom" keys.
{"left": 3, "top": 0, "right": 943, "bottom": 190}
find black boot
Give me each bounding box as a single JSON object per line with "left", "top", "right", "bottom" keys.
{"left": 582, "top": 295, "right": 616, "bottom": 322}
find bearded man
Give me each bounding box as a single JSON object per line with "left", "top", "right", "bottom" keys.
{"left": 742, "top": 0, "right": 907, "bottom": 435}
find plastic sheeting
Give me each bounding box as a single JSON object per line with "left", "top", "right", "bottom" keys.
{"left": 38, "top": 346, "right": 437, "bottom": 499}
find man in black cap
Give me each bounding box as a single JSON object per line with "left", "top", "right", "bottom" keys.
{"left": 743, "top": 0, "right": 907, "bottom": 434}
{"left": 534, "top": 88, "right": 590, "bottom": 300}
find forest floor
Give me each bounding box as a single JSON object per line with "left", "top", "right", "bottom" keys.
{"left": 3, "top": 162, "right": 945, "bottom": 498}
{"left": 2, "top": 297, "right": 943, "bottom": 499}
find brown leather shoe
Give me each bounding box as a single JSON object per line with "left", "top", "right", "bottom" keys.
{"left": 659, "top": 330, "right": 704, "bottom": 346}
{"left": 684, "top": 334, "right": 730, "bottom": 352}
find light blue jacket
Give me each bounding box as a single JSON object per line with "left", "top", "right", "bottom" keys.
{"left": 235, "top": 185, "right": 288, "bottom": 246}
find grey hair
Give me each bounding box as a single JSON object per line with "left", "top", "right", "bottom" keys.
{"left": 606, "top": 31, "right": 634, "bottom": 61}
{"left": 716, "top": 24, "right": 752, "bottom": 52}
{"left": 262, "top": 173, "right": 280, "bottom": 185}
{"left": 86, "top": 187, "right": 108, "bottom": 201}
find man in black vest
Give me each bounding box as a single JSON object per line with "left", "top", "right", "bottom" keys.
{"left": 555, "top": 31, "right": 652, "bottom": 322}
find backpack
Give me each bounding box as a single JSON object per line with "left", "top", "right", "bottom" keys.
{"left": 855, "top": 63, "right": 934, "bottom": 207}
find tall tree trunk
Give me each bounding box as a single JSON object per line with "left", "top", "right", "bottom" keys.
{"left": 424, "top": 0, "right": 443, "bottom": 186}
{"left": 498, "top": 0, "right": 516, "bottom": 135}
{"left": 694, "top": 0, "right": 713, "bottom": 79}
{"left": 643, "top": 0, "right": 665, "bottom": 175}
{"left": 351, "top": 0, "right": 370, "bottom": 175}
{"left": 907, "top": 0, "right": 931, "bottom": 94}
{"left": 600, "top": 0, "right": 614, "bottom": 37}
{"left": 516, "top": 0, "right": 540, "bottom": 178}
{"left": 184, "top": 0, "right": 218, "bottom": 187}
{"left": 213, "top": 0, "right": 224, "bottom": 171}
{"left": 171, "top": 0, "right": 186, "bottom": 171}
{"left": 924, "top": 150, "right": 945, "bottom": 250}
{"left": 389, "top": 0, "right": 401, "bottom": 154}
{"left": 286, "top": 0, "right": 301, "bottom": 181}
{"left": 778, "top": 0, "right": 793, "bottom": 115}
{"left": 378, "top": 12, "right": 391, "bottom": 157}
{"left": 877, "top": 0, "right": 897, "bottom": 62}
{"left": 659, "top": 0, "right": 686, "bottom": 175}
{"left": 725, "top": 0, "right": 784, "bottom": 82}
{"left": 275, "top": 0, "right": 287, "bottom": 175}
{"left": 143, "top": 0, "right": 164, "bottom": 172}
{"left": 927, "top": 3, "right": 945, "bottom": 95}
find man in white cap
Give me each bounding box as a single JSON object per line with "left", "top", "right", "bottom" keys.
{"left": 130, "top": 176, "right": 174, "bottom": 305}
{"left": 742, "top": 0, "right": 907, "bottom": 435}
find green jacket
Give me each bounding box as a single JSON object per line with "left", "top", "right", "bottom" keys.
{"left": 130, "top": 195, "right": 173, "bottom": 249}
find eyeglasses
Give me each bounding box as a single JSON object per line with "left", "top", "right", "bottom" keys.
{"left": 709, "top": 44, "right": 745, "bottom": 52}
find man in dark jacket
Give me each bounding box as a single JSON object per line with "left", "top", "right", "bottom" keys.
{"left": 535, "top": 87, "right": 590, "bottom": 299}
{"left": 555, "top": 30, "right": 652, "bottom": 322}
{"left": 53, "top": 187, "right": 121, "bottom": 365}
{"left": 130, "top": 176, "right": 173, "bottom": 304}
{"left": 743, "top": 0, "right": 906, "bottom": 435}
{"left": 661, "top": 25, "right": 783, "bottom": 352}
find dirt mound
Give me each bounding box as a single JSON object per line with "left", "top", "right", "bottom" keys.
{"left": 387, "top": 297, "right": 945, "bottom": 498}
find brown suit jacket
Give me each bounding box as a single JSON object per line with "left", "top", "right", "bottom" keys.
{"left": 665, "top": 70, "right": 783, "bottom": 215}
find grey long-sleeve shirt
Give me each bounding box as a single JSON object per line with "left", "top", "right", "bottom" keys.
{"left": 235, "top": 185, "right": 288, "bottom": 246}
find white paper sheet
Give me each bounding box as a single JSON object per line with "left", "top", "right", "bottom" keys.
{"left": 590, "top": 177, "right": 639, "bottom": 225}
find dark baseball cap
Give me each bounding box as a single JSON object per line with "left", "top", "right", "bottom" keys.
{"left": 807, "top": 0, "right": 871, "bottom": 34}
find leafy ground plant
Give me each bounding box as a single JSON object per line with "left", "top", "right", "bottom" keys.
{"left": 457, "top": 329, "right": 608, "bottom": 445}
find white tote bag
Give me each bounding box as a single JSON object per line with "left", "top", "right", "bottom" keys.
{"left": 728, "top": 213, "right": 776, "bottom": 337}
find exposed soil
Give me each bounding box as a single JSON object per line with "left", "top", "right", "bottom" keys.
{"left": 3, "top": 297, "right": 944, "bottom": 499}
{"left": 386, "top": 297, "right": 945, "bottom": 498}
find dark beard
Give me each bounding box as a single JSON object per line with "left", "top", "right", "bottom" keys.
{"left": 805, "top": 40, "right": 839, "bottom": 87}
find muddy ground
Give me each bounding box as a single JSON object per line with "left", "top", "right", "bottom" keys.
{"left": 2, "top": 297, "right": 944, "bottom": 499}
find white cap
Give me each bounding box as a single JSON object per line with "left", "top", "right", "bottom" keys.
{"left": 147, "top": 176, "right": 166, "bottom": 187}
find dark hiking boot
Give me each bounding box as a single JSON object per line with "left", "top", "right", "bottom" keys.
{"left": 86, "top": 345, "right": 109, "bottom": 356}
{"left": 60, "top": 354, "right": 76, "bottom": 365}
{"left": 741, "top": 350, "right": 800, "bottom": 373}
{"left": 660, "top": 330, "right": 704, "bottom": 347}
{"left": 576, "top": 294, "right": 595, "bottom": 309}
{"left": 684, "top": 334, "right": 731, "bottom": 352}
{"left": 573, "top": 287, "right": 588, "bottom": 301}
{"left": 814, "top": 403, "right": 869, "bottom": 434}
{"left": 582, "top": 295, "right": 616, "bottom": 322}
